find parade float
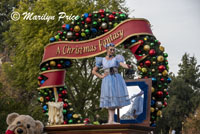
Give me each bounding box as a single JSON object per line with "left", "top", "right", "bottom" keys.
{"left": 37, "top": 9, "right": 170, "bottom": 134}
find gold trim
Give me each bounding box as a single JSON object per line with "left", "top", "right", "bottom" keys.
{"left": 39, "top": 69, "right": 66, "bottom": 75}
{"left": 45, "top": 18, "right": 150, "bottom": 48}
{"left": 138, "top": 55, "right": 148, "bottom": 62}
{"left": 40, "top": 33, "right": 153, "bottom": 64}
{"left": 46, "top": 124, "right": 85, "bottom": 127}
{"left": 65, "top": 129, "right": 131, "bottom": 132}
{"left": 37, "top": 84, "right": 65, "bottom": 90}
{"left": 128, "top": 41, "right": 141, "bottom": 49}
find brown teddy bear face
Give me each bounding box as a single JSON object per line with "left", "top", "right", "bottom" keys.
{"left": 6, "top": 113, "right": 43, "bottom": 134}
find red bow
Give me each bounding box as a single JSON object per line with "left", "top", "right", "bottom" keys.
{"left": 5, "top": 130, "right": 14, "bottom": 134}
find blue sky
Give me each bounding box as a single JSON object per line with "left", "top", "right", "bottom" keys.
{"left": 125, "top": 0, "right": 200, "bottom": 75}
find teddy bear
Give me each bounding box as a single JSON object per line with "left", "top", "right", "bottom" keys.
{"left": 5, "top": 113, "right": 44, "bottom": 134}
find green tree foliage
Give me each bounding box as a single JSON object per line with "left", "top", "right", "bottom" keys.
{"left": 155, "top": 53, "right": 200, "bottom": 134}
{"left": 183, "top": 105, "right": 200, "bottom": 134}
{"left": 0, "top": 0, "right": 129, "bottom": 132}
{"left": 0, "top": 0, "right": 19, "bottom": 53}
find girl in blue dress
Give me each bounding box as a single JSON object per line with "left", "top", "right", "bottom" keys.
{"left": 92, "top": 43, "right": 131, "bottom": 124}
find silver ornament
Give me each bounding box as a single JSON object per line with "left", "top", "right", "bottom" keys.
{"left": 101, "top": 22, "right": 107, "bottom": 29}
{"left": 67, "top": 32, "right": 73, "bottom": 38}
{"left": 156, "top": 101, "right": 163, "bottom": 108}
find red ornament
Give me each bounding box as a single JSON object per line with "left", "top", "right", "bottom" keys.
{"left": 158, "top": 65, "right": 166, "bottom": 72}
{"left": 88, "top": 13, "right": 92, "bottom": 17}
{"left": 101, "top": 14, "right": 104, "bottom": 18}
{"left": 58, "top": 98, "right": 63, "bottom": 102}
{"left": 166, "top": 92, "right": 169, "bottom": 95}
{"left": 59, "top": 39, "right": 62, "bottom": 41}
{"left": 104, "top": 29, "right": 108, "bottom": 33}
{"left": 99, "top": 27, "right": 102, "bottom": 30}
{"left": 62, "top": 90, "right": 67, "bottom": 95}
{"left": 64, "top": 121, "right": 67, "bottom": 124}
{"left": 156, "top": 91, "right": 163, "bottom": 97}
{"left": 109, "top": 14, "right": 115, "bottom": 21}
{"left": 57, "top": 31, "right": 62, "bottom": 34}
{"left": 62, "top": 24, "right": 66, "bottom": 29}
{"left": 38, "top": 76, "right": 42, "bottom": 80}
{"left": 75, "top": 33, "right": 79, "bottom": 36}
{"left": 144, "top": 76, "right": 149, "bottom": 79}
{"left": 63, "top": 103, "right": 68, "bottom": 108}
{"left": 140, "top": 63, "right": 144, "bottom": 66}
{"left": 160, "top": 78, "right": 165, "bottom": 82}
{"left": 85, "top": 17, "right": 91, "bottom": 23}
{"left": 112, "top": 12, "right": 116, "bottom": 15}
{"left": 145, "top": 60, "right": 151, "bottom": 67}
{"left": 57, "top": 64, "right": 62, "bottom": 68}
{"left": 139, "top": 40, "right": 144, "bottom": 44}
{"left": 118, "top": 11, "right": 122, "bottom": 14}
{"left": 70, "top": 28, "right": 73, "bottom": 31}
{"left": 99, "top": 9, "right": 104, "bottom": 14}
{"left": 81, "top": 21, "right": 84, "bottom": 24}
{"left": 58, "top": 94, "right": 62, "bottom": 97}
{"left": 149, "top": 49, "right": 156, "bottom": 56}
{"left": 163, "top": 101, "right": 167, "bottom": 106}
{"left": 45, "top": 96, "right": 50, "bottom": 101}
{"left": 84, "top": 118, "right": 90, "bottom": 124}
{"left": 138, "top": 50, "right": 142, "bottom": 54}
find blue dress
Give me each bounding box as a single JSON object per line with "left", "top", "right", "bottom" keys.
{"left": 95, "top": 55, "right": 131, "bottom": 108}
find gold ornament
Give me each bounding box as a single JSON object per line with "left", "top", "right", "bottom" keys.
{"left": 157, "top": 56, "right": 164, "bottom": 62}
{"left": 38, "top": 81, "right": 40, "bottom": 85}
{"left": 73, "top": 114, "right": 79, "bottom": 118}
{"left": 68, "top": 103, "right": 72, "bottom": 106}
{"left": 162, "top": 70, "right": 168, "bottom": 76}
{"left": 152, "top": 61, "right": 156, "bottom": 65}
{"left": 98, "top": 18, "right": 101, "bottom": 22}
{"left": 141, "top": 68, "right": 147, "bottom": 73}
{"left": 143, "top": 45, "right": 150, "bottom": 51}
{"left": 157, "top": 110, "right": 162, "bottom": 116}
{"left": 50, "top": 61, "right": 56, "bottom": 66}
{"left": 151, "top": 107, "right": 155, "bottom": 113}
{"left": 164, "top": 98, "right": 167, "bottom": 101}
{"left": 152, "top": 87, "right": 155, "bottom": 93}
{"left": 85, "top": 24, "right": 88, "bottom": 28}
{"left": 152, "top": 69, "right": 155, "bottom": 72}
{"left": 81, "top": 29, "right": 84, "bottom": 32}
{"left": 164, "top": 89, "right": 167, "bottom": 92}
{"left": 158, "top": 73, "right": 162, "bottom": 76}
{"left": 144, "top": 37, "right": 147, "bottom": 41}
{"left": 152, "top": 97, "right": 156, "bottom": 100}
{"left": 74, "top": 25, "right": 80, "bottom": 32}
{"left": 138, "top": 66, "right": 142, "bottom": 70}
{"left": 39, "top": 97, "right": 44, "bottom": 102}
{"left": 159, "top": 46, "right": 165, "bottom": 52}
